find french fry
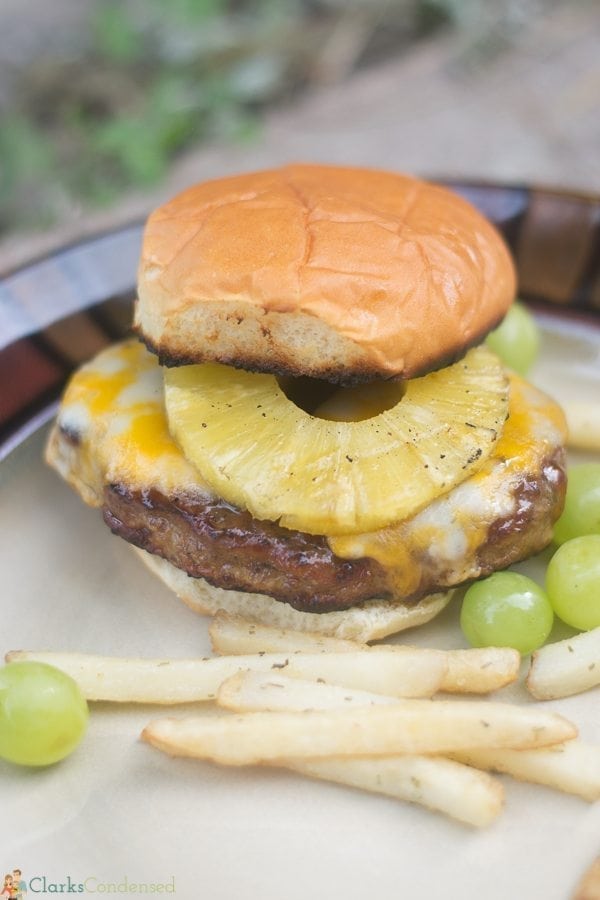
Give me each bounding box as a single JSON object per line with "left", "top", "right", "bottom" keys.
{"left": 285, "top": 756, "right": 504, "bottom": 828}
{"left": 216, "top": 671, "right": 504, "bottom": 826}
{"left": 433, "top": 646, "right": 520, "bottom": 694}
{"left": 209, "top": 612, "right": 520, "bottom": 694}
{"left": 564, "top": 402, "right": 600, "bottom": 452}
{"left": 217, "top": 671, "right": 391, "bottom": 712}
{"left": 142, "top": 700, "right": 576, "bottom": 765}
{"left": 572, "top": 857, "right": 600, "bottom": 900}
{"left": 526, "top": 627, "right": 600, "bottom": 700}
{"left": 451, "top": 742, "right": 600, "bottom": 802}
{"left": 5, "top": 648, "right": 446, "bottom": 702}
{"left": 209, "top": 612, "right": 359, "bottom": 655}
{"left": 220, "top": 673, "right": 600, "bottom": 803}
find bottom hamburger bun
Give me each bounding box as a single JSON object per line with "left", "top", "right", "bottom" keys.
{"left": 134, "top": 547, "right": 455, "bottom": 642}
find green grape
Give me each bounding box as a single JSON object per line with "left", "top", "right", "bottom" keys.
{"left": 554, "top": 463, "right": 600, "bottom": 544}
{"left": 486, "top": 301, "right": 540, "bottom": 375}
{"left": 0, "top": 662, "right": 88, "bottom": 767}
{"left": 546, "top": 535, "right": 600, "bottom": 631}
{"left": 460, "top": 571, "right": 554, "bottom": 654}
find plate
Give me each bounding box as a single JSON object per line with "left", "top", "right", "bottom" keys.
{"left": 1, "top": 183, "right": 599, "bottom": 900}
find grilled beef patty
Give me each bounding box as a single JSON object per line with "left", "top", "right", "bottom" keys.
{"left": 102, "top": 450, "right": 565, "bottom": 613}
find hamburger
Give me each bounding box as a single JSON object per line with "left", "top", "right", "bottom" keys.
{"left": 46, "top": 164, "right": 567, "bottom": 641}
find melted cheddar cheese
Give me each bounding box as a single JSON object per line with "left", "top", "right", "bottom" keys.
{"left": 328, "top": 375, "right": 566, "bottom": 595}
{"left": 49, "top": 339, "right": 214, "bottom": 503}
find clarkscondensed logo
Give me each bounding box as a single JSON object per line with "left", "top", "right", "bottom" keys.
{"left": 2, "top": 869, "right": 26, "bottom": 898}
{"left": 3, "top": 870, "right": 176, "bottom": 895}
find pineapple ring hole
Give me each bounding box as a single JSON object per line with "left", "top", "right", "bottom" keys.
{"left": 276, "top": 375, "right": 406, "bottom": 423}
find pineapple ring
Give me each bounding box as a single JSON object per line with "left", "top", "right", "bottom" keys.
{"left": 164, "top": 346, "right": 509, "bottom": 536}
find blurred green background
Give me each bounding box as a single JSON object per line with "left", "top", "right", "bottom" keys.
{"left": 0, "top": 0, "right": 555, "bottom": 239}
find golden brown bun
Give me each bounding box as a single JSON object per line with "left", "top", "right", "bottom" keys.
{"left": 134, "top": 548, "right": 454, "bottom": 643}
{"left": 136, "top": 164, "right": 515, "bottom": 381}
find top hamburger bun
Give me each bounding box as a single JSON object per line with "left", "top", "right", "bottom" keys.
{"left": 135, "top": 164, "right": 516, "bottom": 383}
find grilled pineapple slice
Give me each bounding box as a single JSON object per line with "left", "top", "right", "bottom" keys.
{"left": 164, "top": 346, "right": 509, "bottom": 536}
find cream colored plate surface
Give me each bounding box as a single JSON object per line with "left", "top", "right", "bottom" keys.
{"left": 0, "top": 315, "right": 599, "bottom": 900}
